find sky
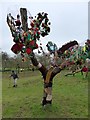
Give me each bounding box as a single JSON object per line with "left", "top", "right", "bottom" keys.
{"left": 0, "top": 0, "right": 89, "bottom": 56}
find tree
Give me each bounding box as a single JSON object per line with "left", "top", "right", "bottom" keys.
{"left": 7, "top": 8, "right": 79, "bottom": 106}
{"left": 2, "top": 52, "right": 9, "bottom": 70}
{"left": 19, "top": 8, "right": 62, "bottom": 106}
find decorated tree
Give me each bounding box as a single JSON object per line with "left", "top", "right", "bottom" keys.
{"left": 85, "top": 39, "right": 90, "bottom": 59}
{"left": 7, "top": 8, "right": 79, "bottom": 106}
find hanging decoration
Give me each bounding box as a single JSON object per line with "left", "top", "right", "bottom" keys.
{"left": 46, "top": 41, "right": 58, "bottom": 54}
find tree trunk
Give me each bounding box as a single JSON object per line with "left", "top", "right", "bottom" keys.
{"left": 30, "top": 52, "right": 62, "bottom": 106}
{"left": 20, "top": 8, "right": 28, "bottom": 32}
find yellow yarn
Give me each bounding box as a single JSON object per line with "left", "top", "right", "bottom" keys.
{"left": 45, "top": 66, "right": 54, "bottom": 83}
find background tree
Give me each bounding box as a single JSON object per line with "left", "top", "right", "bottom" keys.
{"left": 2, "top": 52, "right": 9, "bottom": 70}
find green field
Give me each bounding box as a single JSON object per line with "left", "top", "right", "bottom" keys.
{"left": 2, "top": 70, "right": 89, "bottom": 118}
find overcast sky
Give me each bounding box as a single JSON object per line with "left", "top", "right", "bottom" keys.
{"left": 0, "top": 0, "right": 89, "bottom": 56}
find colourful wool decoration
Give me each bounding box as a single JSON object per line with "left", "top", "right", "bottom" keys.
{"left": 7, "top": 10, "right": 51, "bottom": 57}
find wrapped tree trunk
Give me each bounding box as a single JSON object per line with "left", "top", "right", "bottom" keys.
{"left": 30, "top": 52, "right": 62, "bottom": 106}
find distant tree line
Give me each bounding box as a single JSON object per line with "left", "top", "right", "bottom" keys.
{"left": 0, "top": 51, "right": 51, "bottom": 72}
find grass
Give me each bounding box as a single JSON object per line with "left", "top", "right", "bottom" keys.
{"left": 2, "top": 70, "right": 89, "bottom": 118}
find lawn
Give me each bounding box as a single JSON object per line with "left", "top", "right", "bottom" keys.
{"left": 2, "top": 70, "right": 89, "bottom": 118}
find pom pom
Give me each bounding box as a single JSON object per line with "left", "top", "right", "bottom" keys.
{"left": 41, "top": 32, "right": 46, "bottom": 37}
{"left": 11, "top": 43, "right": 23, "bottom": 54}
{"left": 15, "top": 20, "right": 21, "bottom": 26}
{"left": 35, "top": 43, "right": 38, "bottom": 49}
{"left": 30, "top": 40, "right": 35, "bottom": 46}
{"left": 26, "top": 48, "right": 32, "bottom": 54}
{"left": 30, "top": 22, "right": 34, "bottom": 27}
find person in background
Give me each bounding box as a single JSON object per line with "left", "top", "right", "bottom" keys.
{"left": 10, "top": 70, "right": 19, "bottom": 87}
{"left": 81, "top": 65, "right": 88, "bottom": 79}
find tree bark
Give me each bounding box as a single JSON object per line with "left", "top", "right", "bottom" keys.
{"left": 20, "top": 8, "right": 28, "bottom": 32}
